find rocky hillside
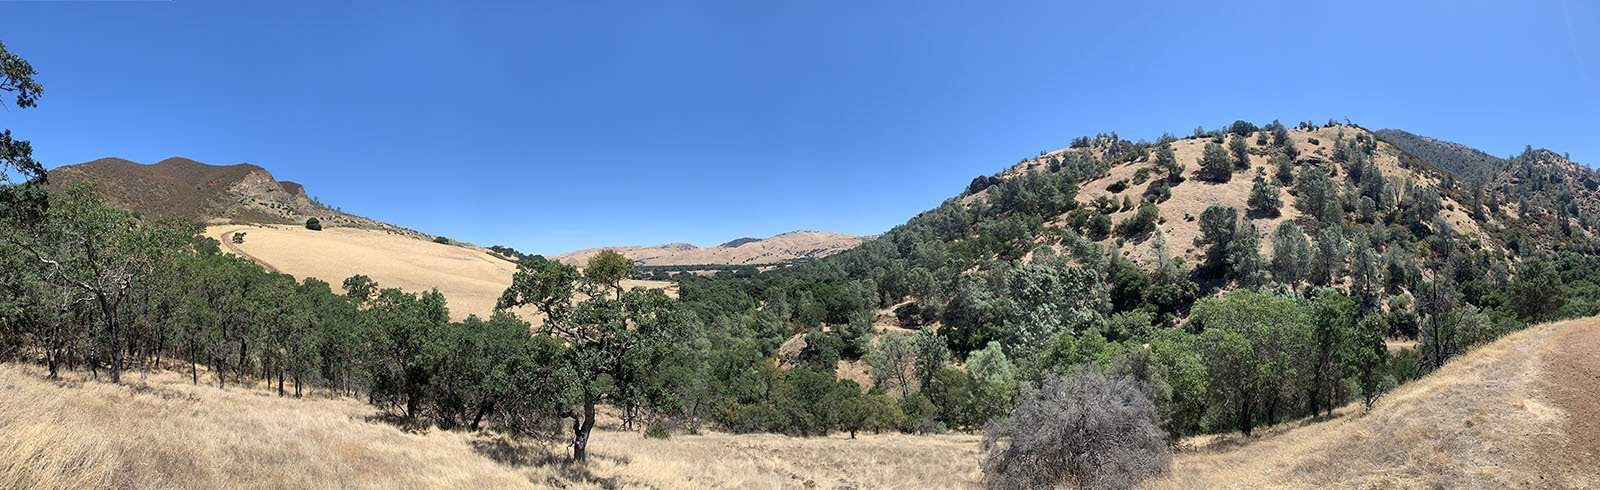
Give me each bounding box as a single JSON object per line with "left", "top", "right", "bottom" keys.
{"left": 556, "top": 230, "right": 865, "bottom": 266}
{"left": 47, "top": 157, "right": 421, "bottom": 236}
{"left": 968, "top": 122, "right": 1595, "bottom": 271}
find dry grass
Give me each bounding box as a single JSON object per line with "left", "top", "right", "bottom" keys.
{"left": 206, "top": 225, "right": 674, "bottom": 321}
{"left": 1146, "top": 318, "right": 1600, "bottom": 489}
{"left": 8, "top": 318, "right": 1596, "bottom": 489}
{"left": 0, "top": 364, "right": 981, "bottom": 489}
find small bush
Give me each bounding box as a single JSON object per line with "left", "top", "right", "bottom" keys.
{"left": 644, "top": 421, "right": 671, "bottom": 439}
{"left": 433, "top": 236, "right": 451, "bottom": 245}
{"left": 1131, "top": 168, "right": 1151, "bottom": 185}
{"left": 981, "top": 369, "right": 1170, "bottom": 490}
{"left": 1107, "top": 180, "right": 1129, "bottom": 193}
{"left": 231, "top": 232, "right": 246, "bottom": 244}
{"left": 304, "top": 218, "right": 322, "bottom": 231}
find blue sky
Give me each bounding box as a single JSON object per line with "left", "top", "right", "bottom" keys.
{"left": 6, "top": 1, "right": 1598, "bottom": 254}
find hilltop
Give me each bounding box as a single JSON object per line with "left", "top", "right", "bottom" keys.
{"left": 554, "top": 230, "right": 865, "bottom": 267}
{"left": 46, "top": 157, "right": 421, "bottom": 236}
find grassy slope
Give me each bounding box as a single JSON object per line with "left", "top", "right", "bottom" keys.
{"left": 206, "top": 224, "right": 674, "bottom": 321}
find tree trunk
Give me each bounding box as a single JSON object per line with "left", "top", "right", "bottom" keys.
{"left": 277, "top": 367, "right": 285, "bottom": 397}
{"left": 189, "top": 339, "right": 199, "bottom": 385}
{"left": 1239, "top": 394, "right": 1254, "bottom": 436}
{"left": 573, "top": 397, "right": 597, "bottom": 462}
{"left": 470, "top": 401, "right": 493, "bottom": 431}
{"left": 236, "top": 337, "right": 248, "bottom": 385}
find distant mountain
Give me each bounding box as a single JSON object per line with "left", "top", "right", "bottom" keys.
{"left": 1374, "top": 129, "right": 1508, "bottom": 184}
{"left": 556, "top": 231, "right": 866, "bottom": 267}
{"left": 47, "top": 157, "right": 421, "bottom": 236}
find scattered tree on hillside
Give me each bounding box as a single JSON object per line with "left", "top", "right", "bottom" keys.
{"left": 1247, "top": 174, "right": 1282, "bottom": 218}
{"left": 1272, "top": 151, "right": 1295, "bottom": 186}
{"left": 1154, "top": 143, "right": 1183, "bottom": 182}
{"left": 1197, "top": 142, "right": 1233, "bottom": 183}
{"left": 1226, "top": 221, "right": 1265, "bottom": 288}
{"left": 1196, "top": 205, "right": 1238, "bottom": 275}
{"left": 1228, "top": 136, "right": 1250, "bottom": 171}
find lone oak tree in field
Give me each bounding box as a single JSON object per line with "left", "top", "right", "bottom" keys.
{"left": 496, "top": 252, "right": 685, "bottom": 463}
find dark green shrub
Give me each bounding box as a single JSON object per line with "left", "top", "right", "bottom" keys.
{"left": 305, "top": 217, "right": 322, "bottom": 231}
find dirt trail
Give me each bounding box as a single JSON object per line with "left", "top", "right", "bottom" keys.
{"left": 211, "top": 226, "right": 279, "bottom": 273}
{"left": 1541, "top": 317, "right": 1600, "bottom": 472}
{"left": 1150, "top": 317, "right": 1600, "bottom": 489}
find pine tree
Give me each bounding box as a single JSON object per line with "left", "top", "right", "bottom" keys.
{"left": 1226, "top": 221, "right": 1265, "bottom": 288}
{"left": 1271, "top": 221, "right": 1311, "bottom": 289}
{"left": 1247, "top": 174, "right": 1282, "bottom": 218}
{"left": 1197, "top": 142, "right": 1233, "bottom": 183}
{"left": 1268, "top": 152, "right": 1290, "bottom": 185}
{"left": 1154, "top": 143, "right": 1182, "bottom": 182}
{"left": 1311, "top": 226, "right": 1347, "bottom": 287}
{"left": 1228, "top": 136, "right": 1250, "bottom": 171}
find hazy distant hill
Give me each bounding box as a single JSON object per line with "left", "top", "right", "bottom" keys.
{"left": 1374, "top": 129, "right": 1509, "bottom": 184}
{"left": 555, "top": 230, "right": 866, "bottom": 266}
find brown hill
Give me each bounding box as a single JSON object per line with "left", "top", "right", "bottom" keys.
{"left": 46, "top": 157, "right": 415, "bottom": 235}
{"left": 555, "top": 230, "right": 866, "bottom": 267}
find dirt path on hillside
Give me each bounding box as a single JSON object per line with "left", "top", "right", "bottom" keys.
{"left": 211, "top": 226, "right": 280, "bottom": 273}
{"left": 1541, "top": 317, "right": 1600, "bottom": 476}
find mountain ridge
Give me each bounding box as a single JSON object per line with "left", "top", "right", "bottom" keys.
{"left": 555, "top": 230, "right": 865, "bottom": 267}
{"left": 47, "top": 156, "right": 428, "bottom": 238}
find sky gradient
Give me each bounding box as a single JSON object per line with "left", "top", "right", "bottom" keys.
{"left": 6, "top": 1, "right": 1599, "bottom": 254}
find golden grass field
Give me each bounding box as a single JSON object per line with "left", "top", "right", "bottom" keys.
{"left": 205, "top": 225, "right": 674, "bottom": 321}
{"left": 3, "top": 318, "right": 1595, "bottom": 489}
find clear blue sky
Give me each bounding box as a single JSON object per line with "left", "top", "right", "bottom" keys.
{"left": 7, "top": 1, "right": 1598, "bottom": 254}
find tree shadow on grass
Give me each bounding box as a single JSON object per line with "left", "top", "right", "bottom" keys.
{"left": 361, "top": 412, "right": 432, "bottom": 434}
{"left": 469, "top": 434, "right": 626, "bottom": 489}
{"left": 1184, "top": 409, "right": 1355, "bottom": 454}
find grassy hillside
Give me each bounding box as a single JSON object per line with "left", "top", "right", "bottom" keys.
{"left": 554, "top": 230, "right": 865, "bottom": 267}
{"left": 207, "top": 224, "right": 674, "bottom": 321}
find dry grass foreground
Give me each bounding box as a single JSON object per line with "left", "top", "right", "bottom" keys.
{"left": 206, "top": 224, "right": 674, "bottom": 321}
{"left": 0, "top": 364, "right": 980, "bottom": 489}
{"left": 1148, "top": 317, "right": 1600, "bottom": 489}
{"left": 5, "top": 318, "right": 1596, "bottom": 489}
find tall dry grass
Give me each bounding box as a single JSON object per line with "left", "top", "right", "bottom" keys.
{"left": 0, "top": 364, "right": 980, "bottom": 489}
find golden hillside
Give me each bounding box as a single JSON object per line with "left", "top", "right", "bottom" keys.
{"left": 206, "top": 224, "right": 674, "bottom": 321}
{"left": 555, "top": 230, "right": 865, "bottom": 267}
